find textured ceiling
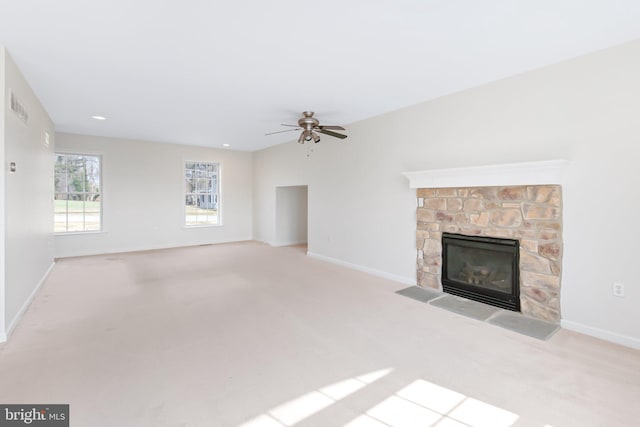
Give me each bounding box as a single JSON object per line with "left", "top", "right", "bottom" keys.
{"left": 1, "top": 0, "right": 640, "bottom": 151}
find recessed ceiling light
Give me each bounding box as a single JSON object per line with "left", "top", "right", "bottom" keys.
{"left": 223, "top": 144, "right": 230, "bottom": 147}
{"left": 92, "top": 115, "right": 106, "bottom": 121}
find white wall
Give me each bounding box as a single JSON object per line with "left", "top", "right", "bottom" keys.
{"left": 0, "top": 45, "right": 5, "bottom": 339}
{"left": 55, "top": 133, "right": 253, "bottom": 258}
{"left": 275, "top": 185, "right": 307, "bottom": 246}
{"left": 253, "top": 40, "right": 640, "bottom": 348}
{"left": 2, "top": 48, "right": 56, "bottom": 341}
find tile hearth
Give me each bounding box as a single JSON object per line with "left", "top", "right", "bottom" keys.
{"left": 396, "top": 286, "right": 560, "bottom": 340}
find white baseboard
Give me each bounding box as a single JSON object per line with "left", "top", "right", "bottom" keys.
{"left": 1, "top": 262, "right": 56, "bottom": 343}
{"left": 271, "top": 240, "right": 308, "bottom": 247}
{"left": 55, "top": 238, "right": 255, "bottom": 259}
{"left": 561, "top": 319, "right": 640, "bottom": 350}
{"left": 307, "top": 251, "right": 416, "bottom": 286}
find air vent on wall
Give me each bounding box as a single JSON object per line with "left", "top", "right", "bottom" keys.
{"left": 10, "top": 90, "right": 29, "bottom": 124}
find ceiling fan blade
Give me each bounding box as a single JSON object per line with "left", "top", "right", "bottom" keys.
{"left": 318, "top": 129, "right": 347, "bottom": 139}
{"left": 265, "top": 128, "right": 300, "bottom": 136}
{"left": 318, "top": 125, "right": 345, "bottom": 131}
{"left": 280, "top": 123, "right": 300, "bottom": 127}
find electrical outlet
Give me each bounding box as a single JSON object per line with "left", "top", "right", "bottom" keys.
{"left": 613, "top": 282, "right": 624, "bottom": 297}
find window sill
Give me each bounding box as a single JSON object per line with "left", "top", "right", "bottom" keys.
{"left": 182, "top": 224, "right": 224, "bottom": 229}
{"left": 55, "top": 231, "right": 107, "bottom": 236}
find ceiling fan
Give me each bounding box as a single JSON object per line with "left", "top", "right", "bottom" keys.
{"left": 266, "top": 111, "right": 347, "bottom": 144}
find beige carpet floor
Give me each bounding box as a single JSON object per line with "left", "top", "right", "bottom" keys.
{"left": 0, "top": 241, "right": 638, "bottom": 427}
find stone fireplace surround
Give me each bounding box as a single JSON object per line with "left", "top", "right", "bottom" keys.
{"left": 403, "top": 161, "right": 568, "bottom": 323}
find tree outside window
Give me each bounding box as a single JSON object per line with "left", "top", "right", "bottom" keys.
{"left": 55, "top": 154, "right": 101, "bottom": 232}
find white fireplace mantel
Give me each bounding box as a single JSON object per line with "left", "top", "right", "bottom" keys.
{"left": 402, "top": 160, "right": 570, "bottom": 189}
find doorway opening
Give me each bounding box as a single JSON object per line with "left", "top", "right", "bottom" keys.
{"left": 275, "top": 185, "right": 308, "bottom": 248}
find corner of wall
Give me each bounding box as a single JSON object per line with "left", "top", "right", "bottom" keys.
{"left": 0, "top": 44, "right": 7, "bottom": 339}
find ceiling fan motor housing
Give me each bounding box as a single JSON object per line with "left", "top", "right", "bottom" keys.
{"left": 298, "top": 111, "right": 319, "bottom": 131}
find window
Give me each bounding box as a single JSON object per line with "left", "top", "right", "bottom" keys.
{"left": 185, "top": 161, "right": 219, "bottom": 226}
{"left": 54, "top": 154, "right": 101, "bottom": 232}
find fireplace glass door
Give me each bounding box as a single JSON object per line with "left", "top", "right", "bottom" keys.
{"left": 442, "top": 233, "right": 520, "bottom": 311}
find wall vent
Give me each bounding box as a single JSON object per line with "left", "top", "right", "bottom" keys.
{"left": 10, "top": 90, "right": 29, "bottom": 124}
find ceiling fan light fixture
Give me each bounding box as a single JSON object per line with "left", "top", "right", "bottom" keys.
{"left": 270, "top": 111, "right": 347, "bottom": 144}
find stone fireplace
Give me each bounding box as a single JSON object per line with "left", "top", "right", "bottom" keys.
{"left": 403, "top": 161, "right": 567, "bottom": 323}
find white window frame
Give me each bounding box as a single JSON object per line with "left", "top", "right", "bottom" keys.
{"left": 183, "top": 160, "right": 222, "bottom": 227}
{"left": 54, "top": 152, "right": 103, "bottom": 234}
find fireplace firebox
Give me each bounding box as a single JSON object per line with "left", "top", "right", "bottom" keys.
{"left": 441, "top": 233, "right": 520, "bottom": 312}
